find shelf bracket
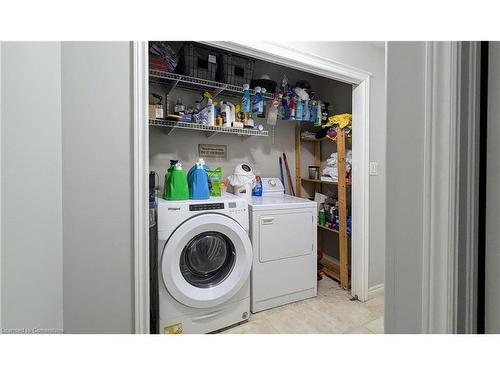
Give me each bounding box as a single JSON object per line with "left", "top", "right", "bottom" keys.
{"left": 164, "top": 127, "right": 175, "bottom": 136}
{"left": 205, "top": 131, "right": 219, "bottom": 138}
{"left": 212, "top": 84, "right": 228, "bottom": 99}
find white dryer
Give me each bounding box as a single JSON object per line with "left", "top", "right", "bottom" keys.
{"left": 249, "top": 178, "right": 317, "bottom": 313}
{"left": 157, "top": 193, "right": 253, "bottom": 334}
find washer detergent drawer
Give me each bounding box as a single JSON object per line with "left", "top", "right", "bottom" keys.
{"left": 258, "top": 211, "right": 313, "bottom": 262}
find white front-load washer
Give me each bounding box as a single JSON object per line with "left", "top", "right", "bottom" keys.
{"left": 158, "top": 193, "right": 252, "bottom": 334}
{"left": 249, "top": 178, "right": 318, "bottom": 313}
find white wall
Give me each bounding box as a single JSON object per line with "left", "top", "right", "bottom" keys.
{"left": 1, "top": 42, "right": 64, "bottom": 332}
{"left": 486, "top": 42, "right": 500, "bottom": 333}
{"left": 61, "top": 42, "right": 134, "bottom": 333}
{"left": 1, "top": 42, "right": 135, "bottom": 334}
{"left": 385, "top": 42, "right": 426, "bottom": 333}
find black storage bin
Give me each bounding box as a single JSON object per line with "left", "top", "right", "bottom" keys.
{"left": 177, "top": 43, "right": 218, "bottom": 81}
{"left": 217, "top": 54, "right": 255, "bottom": 86}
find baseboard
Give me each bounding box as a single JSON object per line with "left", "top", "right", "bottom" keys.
{"left": 368, "top": 283, "right": 384, "bottom": 299}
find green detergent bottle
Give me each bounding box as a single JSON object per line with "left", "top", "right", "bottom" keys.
{"left": 165, "top": 162, "right": 189, "bottom": 201}
{"left": 163, "top": 160, "right": 178, "bottom": 200}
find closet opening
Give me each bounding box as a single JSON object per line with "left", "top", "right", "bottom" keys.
{"left": 141, "top": 41, "right": 377, "bottom": 334}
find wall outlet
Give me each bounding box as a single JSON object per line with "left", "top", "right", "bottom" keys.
{"left": 369, "top": 162, "right": 379, "bottom": 176}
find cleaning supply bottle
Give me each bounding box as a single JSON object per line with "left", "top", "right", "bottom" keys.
{"left": 163, "top": 160, "right": 178, "bottom": 199}
{"left": 267, "top": 93, "right": 279, "bottom": 126}
{"left": 281, "top": 95, "right": 290, "bottom": 120}
{"left": 318, "top": 205, "right": 326, "bottom": 226}
{"left": 227, "top": 102, "right": 236, "bottom": 127}
{"left": 242, "top": 84, "right": 251, "bottom": 113}
{"left": 289, "top": 97, "right": 296, "bottom": 120}
{"left": 303, "top": 99, "right": 310, "bottom": 121}
{"left": 206, "top": 99, "right": 215, "bottom": 126}
{"left": 174, "top": 97, "right": 185, "bottom": 115}
{"left": 252, "top": 86, "right": 264, "bottom": 116}
{"left": 258, "top": 88, "right": 267, "bottom": 118}
{"left": 190, "top": 161, "right": 210, "bottom": 200}
{"left": 188, "top": 158, "right": 208, "bottom": 187}
{"left": 315, "top": 100, "right": 322, "bottom": 127}
{"left": 252, "top": 176, "right": 263, "bottom": 196}
{"left": 296, "top": 98, "right": 303, "bottom": 121}
{"left": 165, "top": 163, "right": 189, "bottom": 201}
{"left": 310, "top": 100, "right": 317, "bottom": 123}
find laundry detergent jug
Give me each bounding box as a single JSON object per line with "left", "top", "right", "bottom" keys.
{"left": 165, "top": 162, "right": 189, "bottom": 201}
{"left": 189, "top": 161, "right": 210, "bottom": 200}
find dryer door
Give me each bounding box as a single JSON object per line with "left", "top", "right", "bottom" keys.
{"left": 161, "top": 213, "right": 252, "bottom": 308}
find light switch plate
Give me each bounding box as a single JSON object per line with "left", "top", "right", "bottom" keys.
{"left": 369, "top": 162, "right": 379, "bottom": 176}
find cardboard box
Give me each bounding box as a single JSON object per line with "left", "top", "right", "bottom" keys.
{"left": 149, "top": 104, "right": 156, "bottom": 119}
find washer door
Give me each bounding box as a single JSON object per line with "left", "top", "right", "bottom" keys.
{"left": 161, "top": 213, "right": 252, "bottom": 308}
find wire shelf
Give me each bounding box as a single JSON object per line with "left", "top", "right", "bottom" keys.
{"left": 149, "top": 119, "right": 269, "bottom": 138}
{"left": 149, "top": 70, "right": 275, "bottom": 100}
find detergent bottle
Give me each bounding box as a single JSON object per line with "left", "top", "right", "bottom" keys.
{"left": 188, "top": 158, "right": 208, "bottom": 186}
{"left": 163, "top": 160, "right": 178, "bottom": 199}
{"left": 165, "top": 163, "right": 189, "bottom": 201}
{"left": 190, "top": 161, "right": 210, "bottom": 200}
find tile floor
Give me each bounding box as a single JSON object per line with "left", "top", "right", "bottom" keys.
{"left": 222, "top": 277, "right": 384, "bottom": 334}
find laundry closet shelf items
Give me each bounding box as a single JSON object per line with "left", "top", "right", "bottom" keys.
{"left": 149, "top": 70, "right": 275, "bottom": 100}
{"left": 149, "top": 119, "right": 269, "bottom": 138}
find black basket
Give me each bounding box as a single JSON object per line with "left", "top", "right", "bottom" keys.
{"left": 217, "top": 54, "right": 255, "bottom": 86}
{"left": 177, "top": 43, "right": 218, "bottom": 81}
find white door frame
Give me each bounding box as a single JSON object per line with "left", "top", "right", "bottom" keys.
{"left": 133, "top": 41, "right": 150, "bottom": 334}
{"left": 420, "top": 41, "right": 481, "bottom": 333}
{"left": 132, "top": 41, "right": 373, "bottom": 332}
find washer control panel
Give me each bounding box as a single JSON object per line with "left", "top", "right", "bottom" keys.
{"left": 189, "top": 203, "right": 224, "bottom": 211}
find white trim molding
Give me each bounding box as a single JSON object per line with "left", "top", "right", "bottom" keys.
{"left": 206, "top": 41, "right": 372, "bottom": 302}
{"left": 421, "top": 42, "right": 461, "bottom": 333}
{"left": 133, "top": 41, "right": 150, "bottom": 334}
{"left": 368, "top": 283, "right": 385, "bottom": 299}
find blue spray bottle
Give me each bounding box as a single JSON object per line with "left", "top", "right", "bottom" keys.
{"left": 242, "top": 84, "right": 251, "bottom": 113}
{"left": 303, "top": 99, "right": 310, "bottom": 121}
{"left": 310, "top": 100, "right": 317, "bottom": 124}
{"left": 252, "top": 86, "right": 263, "bottom": 115}
{"left": 296, "top": 98, "right": 303, "bottom": 121}
{"left": 281, "top": 96, "right": 290, "bottom": 120}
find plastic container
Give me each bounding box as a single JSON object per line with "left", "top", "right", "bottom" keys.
{"left": 253, "top": 176, "right": 263, "bottom": 196}
{"left": 217, "top": 54, "right": 255, "bottom": 86}
{"left": 296, "top": 99, "right": 303, "bottom": 121}
{"left": 177, "top": 43, "right": 218, "bottom": 81}
{"left": 190, "top": 162, "right": 210, "bottom": 200}
{"left": 253, "top": 87, "right": 263, "bottom": 116}
{"left": 165, "top": 163, "right": 189, "bottom": 201}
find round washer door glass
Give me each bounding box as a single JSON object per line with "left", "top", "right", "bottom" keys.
{"left": 180, "top": 231, "right": 236, "bottom": 288}
{"left": 161, "top": 213, "right": 252, "bottom": 309}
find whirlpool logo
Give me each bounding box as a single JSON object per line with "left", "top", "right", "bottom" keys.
{"left": 167, "top": 207, "right": 181, "bottom": 211}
